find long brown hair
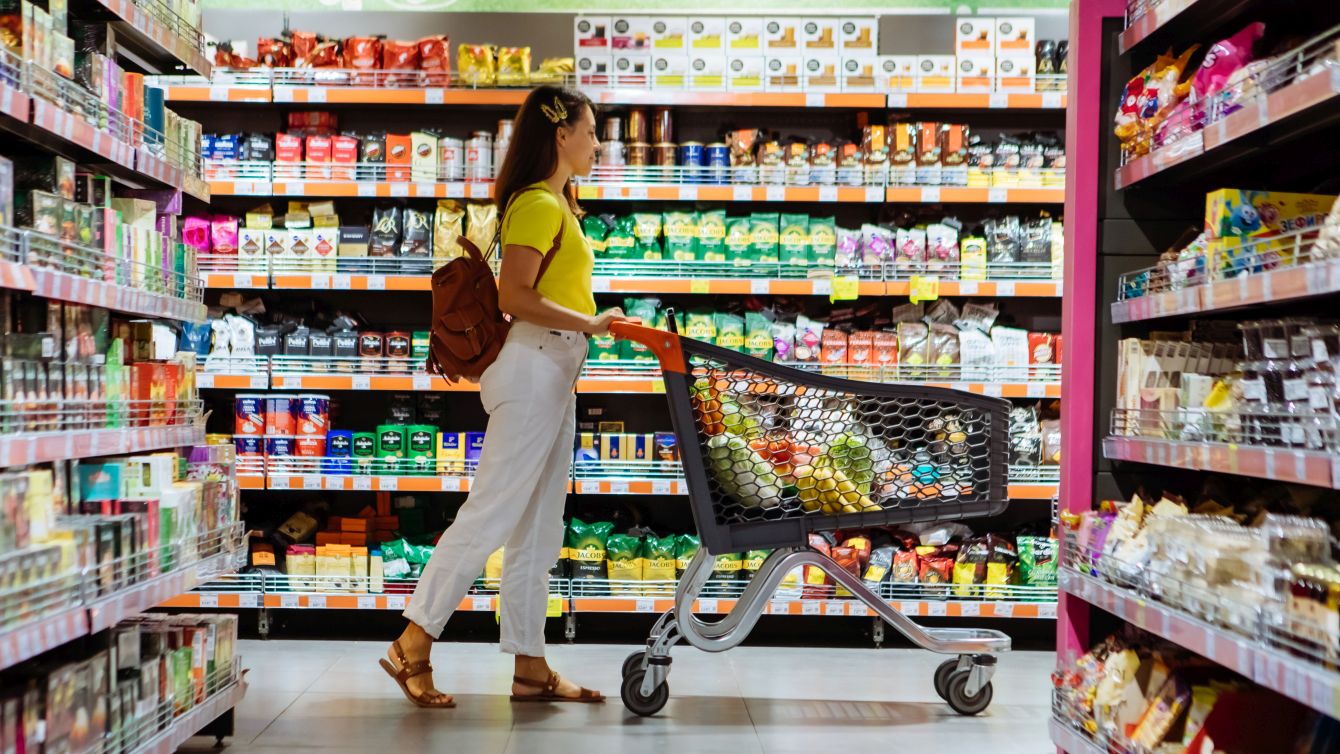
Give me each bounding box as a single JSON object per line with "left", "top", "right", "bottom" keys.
{"left": 494, "top": 85, "right": 595, "bottom": 217}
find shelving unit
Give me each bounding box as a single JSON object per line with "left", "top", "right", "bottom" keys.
{"left": 1056, "top": 2, "right": 1340, "bottom": 750}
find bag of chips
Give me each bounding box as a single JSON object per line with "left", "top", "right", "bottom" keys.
{"left": 465, "top": 202, "right": 497, "bottom": 254}
{"left": 750, "top": 213, "right": 780, "bottom": 264}
{"left": 864, "top": 545, "right": 896, "bottom": 587}
{"left": 663, "top": 211, "right": 697, "bottom": 261}
{"left": 715, "top": 313, "right": 745, "bottom": 352}
{"left": 892, "top": 549, "right": 919, "bottom": 582}
{"left": 696, "top": 210, "right": 727, "bottom": 262}
{"left": 457, "top": 43, "right": 497, "bottom": 86}
{"left": 1018, "top": 536, "right": 1057, "bottom": 586}
{"left": 779, "top": 213, "right": 809, "bottom": 266}
{"left": 497, "top": 46, "right": 531, "bottom": 86}
{"left": 745, "top": 312, "right": 773, "bottom": 360}
{"left": 632, "top": 212, "right": 663, "bottom": 259}
{"left": 432, "top": 200, "right": 465, "bottom": 268}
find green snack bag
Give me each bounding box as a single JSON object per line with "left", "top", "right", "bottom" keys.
{"left": 632, "top": 212, "right": 663, "bottom": 260}
{"left": 745, "top": 311, "right": 773, "bottom": 359}
{"left": 605, "top": 215, "right": 636, "bottom": 260}
{"left": 375, "top": 424, "right": 408, "bottom": 475}
{"left": 605, "top": 534, "right": 644, "bottom": 594}
{"left": 588, "top": 330, "right": 620, "bottom": 361}
{"left": 809, "top": 217, "right": 837, "bottom": 266}
{"left": 711, "top": 552, "right": 745, "bottom": 582}
{"left": 1018, "top": 536, "right": 1057, "bottom": 587}
{"left": 779, "top": 213, "right": 810, "bottom": 266}
{"left": 663, "top": 211, "right": 698, "bottom": 262}
{"left": 725, "top": 216, "right": 753, "bottom": 266}
{"left": 685, "top": 310, "right": 717, "bottom": 343}
{"left": 750, "top": 213, "right": 780, "bottom": 264}
{"left": 743, "top": 550, "right": 771, "bottom": 580}
{"left": 621, "top": 297, "right": 660, "bottom": 360}
{"left": 696, "top": 210, "right": 727, "bottom": 262}
{"left": 642, "top": 536, "right": 678, "bottom": 593}
{"left": 714, "top": 313, "right": 745, "bottom": 352}
{"left": 674, "top": 534, "right": 701, "bottom": 577}
{"left": 566, "top": 518, "right": 616, "bottom": 590}
{"left": 582, "top": 214, "right": 611, "bottom": 256}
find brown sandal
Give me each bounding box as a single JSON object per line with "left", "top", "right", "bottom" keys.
{"left": 510, "top": 671, "right": 605, "bottom": 703}
{"left": 379, "top": 640, "right": 456, "bottom": 708}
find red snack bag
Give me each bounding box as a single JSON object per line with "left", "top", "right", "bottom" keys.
{"left": 848, "top": 331, "right": 875, "bottom": 366}
{"left": 383, "top": 39, "right": 419, "bottom": 70}
{"left": 419, "top": 35, "right": 451, "bottom": 85}
{"left": 891, "top": 549, "right": 918, "bottom": 582}
{"left": 920, "top": 556, "right": 953, "bottom": 592}
{"left": 309, "top": 41, "right": 340, "bottom": 68}
{"left": 1055, "top": 334, "right": 1063, "bottom": 364}
{"left": 841, "top": 536, "right": 873, "bottom": 569}
{"left": 344, "top": 36, "right": 382, "bottom": 69}
{"left": 874, "top": 331, "right": 898, "bottom": 368}
{"left": 1029, "top": 332, "right": 1056, "bottom": 379}
{"left": 821, "top": 329, "right": 848, "bottom": 372}
{"left": 802, "top": 533, "right": 832, "bottom": 599}
{"left": 292, "top": 31, "right": 318, "bottom": 65}
{"left": 275, "top": 133, "right": 303, "bottom": 162}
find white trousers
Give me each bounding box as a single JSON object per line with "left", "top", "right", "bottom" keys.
{"left": 403, "top": 320, "right": 584, "bottom": 656}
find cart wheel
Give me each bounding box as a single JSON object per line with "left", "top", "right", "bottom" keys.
{"left": 622, "top": 650, "right": 646, "bottom": 679}
{"left": 621, "top": 669, "right": 670, "bottom": 717}
{"left": 933, "top": 659, "right": 958, "bottom": 701}
{"left": 944, "top": 671, "right": 993, "bottom": 716}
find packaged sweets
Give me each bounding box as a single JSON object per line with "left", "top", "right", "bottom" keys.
{"left": 497, "top": 46, "right": 531, "bottom": 86}
{"left": 795, "top": 316, "right": 825, "bottom": 362}
{"left": 663, "top": 211, "right": 697, "bottom": 261}
{"left": 458, "top": 44, "right": 497, "bottom": 86}
{"left": 874, "top": 331, "right": 899, "bottom": 367}
{"left": 1040, "top": 419, "right": 1062, "bottom": 465}
{"left": 605, "top": 215, "right": 636, "bottom": 260}
{"left": 432, "top": 201, "right": 465, "bottom": 265}
{"left": 714, "top": 313, "right": 745, "bottom": 352}
{"left": 771, "top": 320, "right": 796, "bottom": 362}
{"left": 566, "top": 518, "right": 615, "bottom": 585}
{"left": 929, "top": 324, "right": 960, "bottom": 376}
{"left": 809, "top": 217, "right": 836, "bottom": 266}
{"left": 725, "top": 216, "right": 753, "bottom": 265}
{"left": 582, "top": 214, "right": 611, "bottom": 255}
{"left": 744, "top": 312, "right": 773, "bottom": 359}
{"left": 696, "top": 210, "right": 727, "bottom": 261}
{"left": 606, "top": 534, "right": 643, "bottom": 594}
{"left": 895, "top": 227, "right": 927, "bottom": 271}
{"left": 778, "top": 213, "right": 809, "bottom": 266}
{"left": 836, "top": 227, "right": 862, "bottom": 269}
{"left": 897, "top": 322, "right": 929, "bottom": 366}
{"left": 821, "top": 330, "right": 848, "bottom": 373}
{"left": 848, "top": 331, "right": 875, "bottom": 366}
{"left": 861, "top": 224, "right": 893, "bottom": 268}
{"left": 750, "top": 213, "right": 780, "bottom": 264}
{"left": 926, "top": 222, "right": 960, "bottom": 272}
{"left": 863, "top": 546, "right": 895, "bottom": 587}
{"left": 674, "top": 534, "right": 701, "bottom": 578}
{"left": 465, "top": 202, "right": 498, "bottom": 254}
{"left": 632, "top": 213, "right": 663, "bottom": 259}
{"left": 892, "top": 549, "right": 918, "bottom": 582}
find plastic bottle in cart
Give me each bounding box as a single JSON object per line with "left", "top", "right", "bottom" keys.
{"left": 466, "top": 131, "right": 493, "bottom": 182}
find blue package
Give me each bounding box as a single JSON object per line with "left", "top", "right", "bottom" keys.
{"left": 179, "top": 321, "right": 212, "bottom": 357}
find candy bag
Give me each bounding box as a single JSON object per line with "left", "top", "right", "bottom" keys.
{"left": 836, "top": 227, "right": 862, "bottom": 269}
{"left": 795, "top": 316, "right": 825, "bottom": 362}
{"left": 861, "top": 223, "right": 893, "bottom": 268}
{"left": 895, "top": 227, "right": 927, "bottom": 272}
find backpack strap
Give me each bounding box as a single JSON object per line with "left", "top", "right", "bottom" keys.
{"left": 496, "top": 184, "right": 567, "bottom": 287}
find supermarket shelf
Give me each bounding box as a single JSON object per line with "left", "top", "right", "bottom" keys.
{"left": 196, "top": 372, "right": 268, "bottom": 390}
{"left": 1102, "top": 435, "right": 1338, "bottom": 489}
{"left": 570, "top": 594, "right": 1057, "bottom": 618}
{"left": 0, "top": 75, "right": 30, "bottom": 124}
{"left": 0, "top": 424, "right": 203, "bottom": 467}
{"left": 1061, "top": 567, "right": 1340, "bottom": 721}
{"left": 28, "top": 95, "right": 136, "bottom": 170}
{"left": 1049, "top": 717, "right": 1104, "bottom": 754}
{"left": 1119, "top": 0, "right": 1259, "bottom": 55}
{"left": 264, "top": 472, "right": 473, "bottom": 493}
{"left": 90, "top": 0, "right": 212, "bottom": 78}
{"left": 1114, "top": 41, "right": 1340, "bottom": 190}
{"left": 86, "top": 547, "right": 241, "bottom": 631}
{"left": 0, "top": 604, "right": 90, "bottom": 672}
{"left": 29, "top": 265, "right": 207, "bottom": 322}
{"left": 132, "top": 674, "right": 246, "bottom": 754}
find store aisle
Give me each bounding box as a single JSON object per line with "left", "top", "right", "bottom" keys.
{"left": 183, "top": 640, "right": 1053, "bottom": 753}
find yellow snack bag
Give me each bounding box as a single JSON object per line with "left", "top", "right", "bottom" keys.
{"left": 457, "top": 44, "right": 497, "bottom": 87}
{"left": 497, "top": 46, "right": 532, "bottom": 86}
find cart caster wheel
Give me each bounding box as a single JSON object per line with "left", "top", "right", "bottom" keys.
{"left": 933, "top": 659, "right": 959, "bottom": 701}
{"left": 944, "top": 671, "right": 993, "bottom": 716}
{"left": 621, "top": 669, "right": 670, "bottom": 717}
{"left": 622, "top": 651, "right": 646, "bottom": 679}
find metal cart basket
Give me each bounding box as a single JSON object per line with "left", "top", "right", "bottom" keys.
{"left": 610, "top": 320, "right": 1015, "bottom": 717}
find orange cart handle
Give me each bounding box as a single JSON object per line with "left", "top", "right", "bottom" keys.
{"left": 610, "top": 321, "right": 688, "bottom": 374}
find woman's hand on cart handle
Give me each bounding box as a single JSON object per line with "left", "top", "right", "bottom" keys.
{"left": 585, "top": 308, "right": 627, "bottom": 336}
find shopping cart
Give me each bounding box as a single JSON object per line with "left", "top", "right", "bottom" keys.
{"left": 610, "top": 319, "right": 1014, "bottom": 717}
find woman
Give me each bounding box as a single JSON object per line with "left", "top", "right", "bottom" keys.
{"left": 382, "top": 86, "right": 623, "bottom": 707}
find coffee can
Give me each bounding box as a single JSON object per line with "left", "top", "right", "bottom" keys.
{"left": 466, "top": 134, "right": 493, "bottom": 182}
{"left": 627, "top": 142, "right": 651, "bottom": 166}
{"left": 654, "top": 142, "right": 677, "bottom": 167}
{"left": 603, "top": 117, "right": 623, "bottom": 142}
{"left": 626, "top": 109, "right": 649, "bottom": 143}
{"left": 438, "top": 136, "right": 464, "bottom": 181}
{"left": 598, "top": 140, "right": 627, "bottom": 167}
{"left": 705, "top": 142, "right": 730, "bottom": 184}
{"left": 652, "top": 107, "right": 673, "bottom": 144}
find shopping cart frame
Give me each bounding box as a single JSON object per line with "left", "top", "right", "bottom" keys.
{"left": 610, "top": 321, "right": 1014, "bottom": 717}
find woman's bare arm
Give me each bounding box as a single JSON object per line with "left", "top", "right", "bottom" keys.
{"left": 497, "top": 244, "right": 604, "bottom": 333}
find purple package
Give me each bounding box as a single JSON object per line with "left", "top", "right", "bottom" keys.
{"left": 182, "top": 216, "right": 211, "bottom": 255}
{"left": 861, "top": 224, "right": 893, "bottom": 268}
{"left": 1078, "top": 511, "right": 1116, "bottom": 575}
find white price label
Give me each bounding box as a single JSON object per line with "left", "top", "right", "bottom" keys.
{"left": 994, "top": 602, "right": 1014, "bottom": 617}
{"left": 306, "top": 88, "right": 328, "bottom": 103}
{"left": 921, "top": 186, "right": 941, "bottom": 203}
{"left": 358, "top": 596, "right": 376, "bottom": 610}
{"left": 805, "top": 92, "right": 826, "bottom": 108}
{"left": 273, "top": 87, "right": 294, "bottom": 102}
{"left": 592, "top": 277, "right": 612, "bottom": 292}
{"left": 960, "top": 602, "right": 981, "bottom": 616}
{"left": 327, "top": 275, "right": 350, "bottom": 292}
{"left": 887, "top": 93, "right": 908, "bottom": 108}
{"left": 765, "top": 186, "right": 786, "bottom": 202}
{"left": 750, "top": 279, "right": 770, "bottom": 294}
{"left": 958, "top": 281, "right": 979, "bottom": 295}
{"left": 470, "top": 183, "right": 491, "bottom": 199}
{"left": 769, "top": 599, "right": 788, "bottom": 614}
{"left": 1042, "top": 92, "right": 1063, "bottom": 109}
{"left": 984, "top": 383, "right": 1004, "bottom": 398}
{"left": 284, "top": 182, "right": 307, "bottom": 196}
{"left": 988, "top": 93, "right": 1009, "bottom": 108}
{"left": 997, "top": 280, "right": 1016, "bottom": 297}
{"left": 848, "top": 603, "right": 869, "bottom": 617}
{"left": 280, "top": 594, "right": 300, "bottom": 608}
{"left": 635, "top": 598, "right": 657, "bottom": 613}
{"left": 380, "top": 476, "right": 399, "bottom": 491}
{"left": 987, "top": 188, "right": 1009, "bottom": 203}
{"left": 412, "top": 375, "right": 432, "bottom": 390}
{"left": 652, "top": 480, "right": 673, "bottom": 495}
{"left": 414, "top": 183, "right": 436, "bottom": 197}
{"left": 357, "top": 183, "right": 376, "bottom": 197}
{"left": 198, "top": 593, "right": 220, "bottom": 608}
{"left": 801, "top": 601, "right": 821, "bottom": 615}
{"left": 233, "top": 274, "right": 256, "bottom": 288}
{"left": 678, "top": 185, "right": 698, "bottom": 201}
{"left": 308, "top": 595, "right": 327, "bottom": 608}
{"left": 209, "top": 86, "right": 231, "bottom": 101}
{"left": 698, "top": 598, "right": 719, "bottom": 613}
{"left": 1026, "top": 383, "right": 1048, "bottom": 398}
{"left": 366, "top": 275, "right": 386, "bottom": 290}
{"left": 472, "top": 596, "right": 492, "bottom": 612}
{"left": 609, "top": 481, "right": 630, "bottom": 495}
{"left": 446, "top": 183, "right": 466, "bottom": 198}
{"left": 733, "top": 185, "right": 753, "bottom": 201}
{"left": 311, "top": 274, "right": 331, "bottom": 290}
{"left": 239, "top": 593, "right": 261, "bottom": 608}
{"left": 441, "top": 477, "right": 462, "bottom": 492}
{"left": 353, "top": 477, "right": 373, "bottom": 491}
{"left": 812, "top": 278, "right": 833, "bottom": 296}
{"left": 1040, "top": 603, "right": 1058, "bottom": 619}
{"left": 825, "top": 602, "right": 846, "bottom": 616}
{"left": 270, "top": 476, "right": 291, "bottom": 490}
{"left": 819, "top": 186, "right": 839, "bottom": 203}
{"left": 303, "top": 475, "right": 323, "bottom": 490}
{"left": 196, "top": 373, "right": 215, "bottom": 389}
{"left": 578, "top": 481, "right": 599, "bottom": 495}
{"left": 390, "top": 183, "right": 410, "bottom": 197}
{"left": 865, "top": 186, "right": 884, "bottom": 203}
{"left": 928, "top": 602, "right": 948, "bottom": 616}
{"left": 386, "top": 595, "right": 407, "bottom": 610}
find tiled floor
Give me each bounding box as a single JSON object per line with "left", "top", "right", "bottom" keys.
{"left": 183, "top": 640, "right": 1054, "bottom": 753}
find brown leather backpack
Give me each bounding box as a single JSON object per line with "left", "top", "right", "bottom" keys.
{"left": 425, "top": 186, "right": 564, "bottom": 383}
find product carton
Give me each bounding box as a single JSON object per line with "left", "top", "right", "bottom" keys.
{"left": 877, "top": 55, "right": 917, "bottom": 92}
{"left": 574, "top": 16, "right": 611, "bottom": 51}
{"left": 802, "top": 19, "right": 838, "bottom": 51}
{"left": 689, "top": 54, "right": 727, "bottom": 89}
{"left": 802, "top": 52, "right": 841, "bottom": 92}
{"left": 841, "top": 55, "right": 877, "bottom": 91}
{"left": 916, "top": 55, "right": 955, "bottom": 92}
{"left": 1204, "top": 189, "right": 1337, "bottom": 272}
{"left": 996, "top": 55, "right": 1036, "bottom": 92}
{"left": 995, "top": 17, "right": 1035, "bottom": 54}
{"left": 576, "top": 53, "right": 612, "bottom": 86}
{"left": 651, "top": 54, "right": 689, "bottom": 88}
{"left": 651, "top": 17, "right": 688, "bottom": 51}
{"left": 613, "top": 51, "right": 651, "bottom": 86}
{"left": 689, "top": 17, "right": 727, "bottom": 51}
{"left": 764, "top": 18, "right": 801, "bottom": 51}
{"left": 727, "top": 55, "right": 765, "bottom": 91}
{"left": 764, "top": 53, "right": 802, "bottom": 91}
{"left": 839, "top": 17, "right": 877, "bottom": 52}
{"left": 611, "top": 15, "right": 652, "bottom": 50}
{"left": 410, "top": 131, "right": 437, "bottom": 183}
{"left": 955, "top": 54, "right": 994, "bottom": 91}
{"left": 727, "top": 17, "right": 764, "bottom": 51}
{"left": 385, "top": 134, "right": 412, "bottom": 182}
{"left": 955, "top": 16, "right": 995, "bottom": 53}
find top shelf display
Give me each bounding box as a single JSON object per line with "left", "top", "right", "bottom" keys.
{"left": 1120, "top": 0, "right": 1261, "bottom": 55}
{"left": 91, "top": 0, "right": 213, "bottom": 77}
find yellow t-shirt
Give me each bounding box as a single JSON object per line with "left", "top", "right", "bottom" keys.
{"left": 500, "top": 183, "right": 596, "bottom": 317}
